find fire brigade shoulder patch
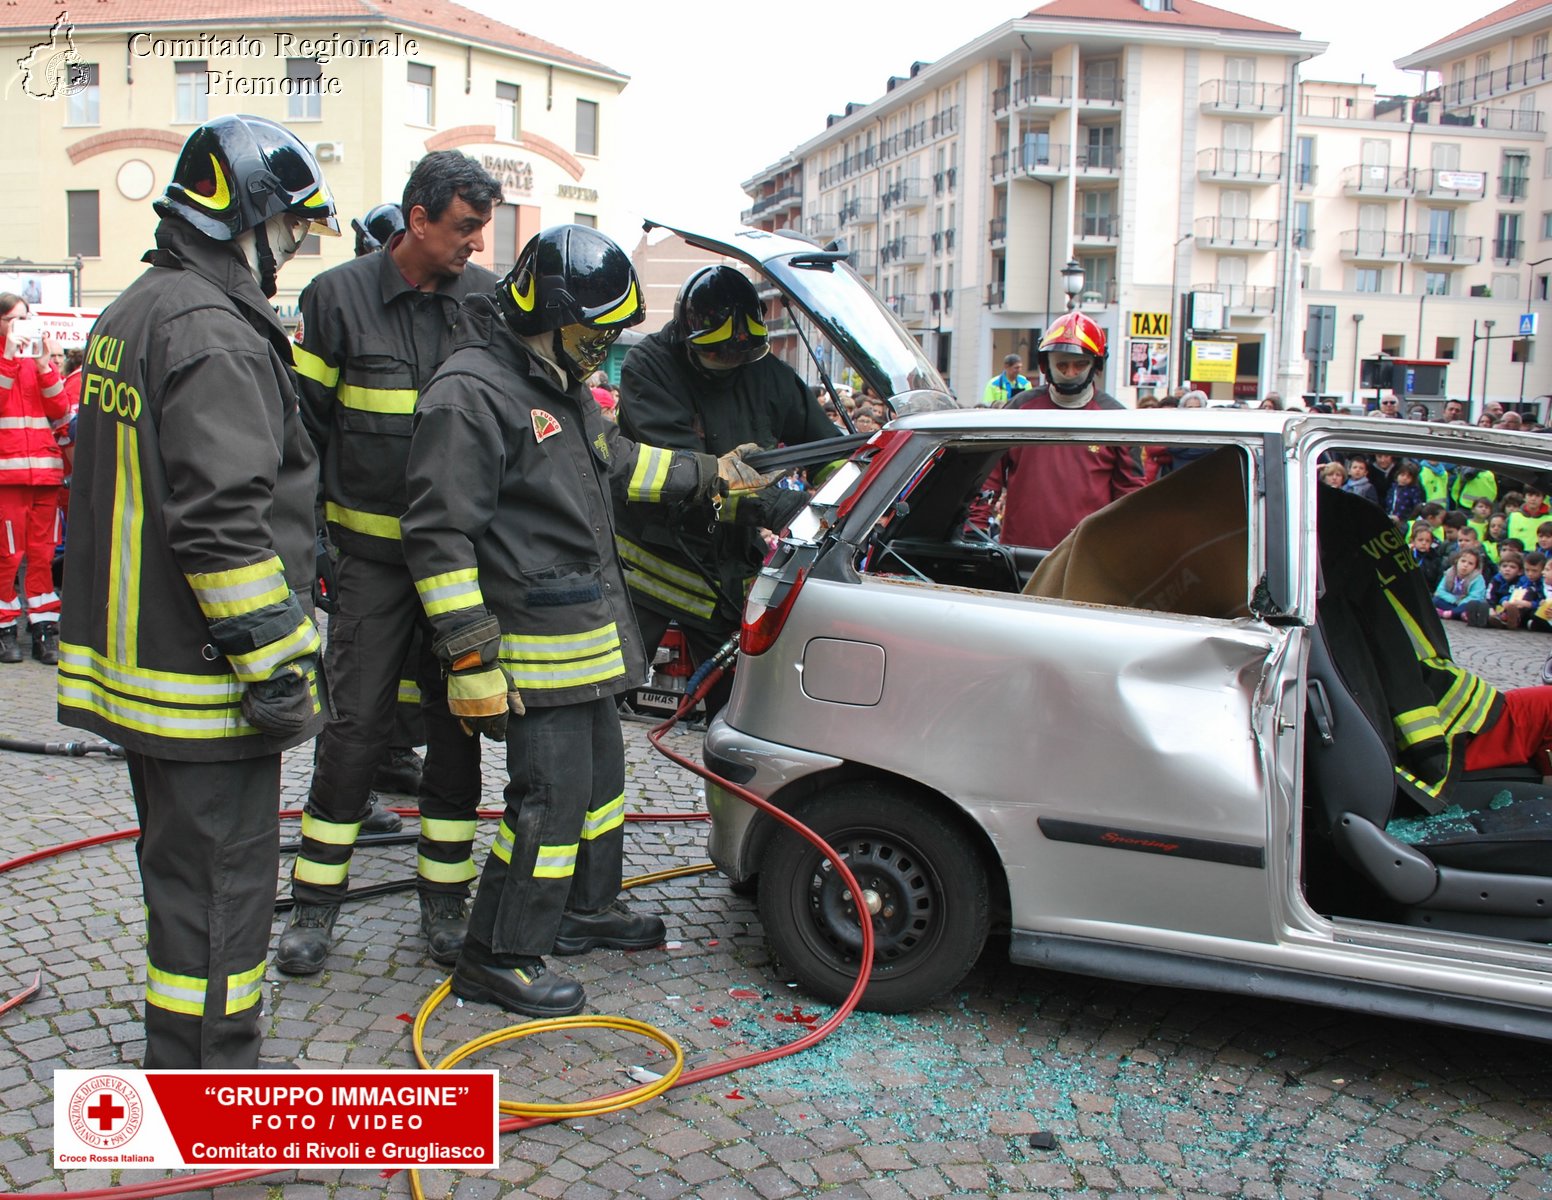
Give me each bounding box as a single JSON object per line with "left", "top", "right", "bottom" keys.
{"left": 593, "top": 431, "right": 610, "bottom": 461}
{"left": 531, "top": 409, "right": 563, "bottom": 443}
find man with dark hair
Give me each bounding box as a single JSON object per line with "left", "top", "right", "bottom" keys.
{"left": 279, "top": 150, "right": 504, "bottom": 975}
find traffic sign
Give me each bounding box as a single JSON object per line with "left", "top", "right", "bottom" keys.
{"left": 1520, "top": 312, "right": 1538, "bottom": 337}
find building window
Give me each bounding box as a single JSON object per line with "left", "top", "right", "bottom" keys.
{"left": 65, "top": 63, "right": 98, "bottom": 125}
{"left": 1294, "top": 135, "right": 1315, "bottom": 188}
{"left": 175, "top": 61, "right": 208, "bottom": 124}
{"left": 287, "top": 58, "right": 322, "bottom": 121}
{"left": 1436, "top": 336, "right": 1459, "bottom": 360}
{"left": 408, "top": 62, "right": 434, "bottom": 126}
{"left": 1496, "top": 211, "right": 1524, "bottom": 261}
{"left": 67, "top": 190, "right": 100, "bottom": 257}
{"left": 1423, "top": 271, "right": 1450, "bottom": 295}
{"left": 492, "top": 206, "right": 517, "bottom": 277}
{"left": 576, "top": 99, "right": 599, "bottom": 156}
{"left": 1292, "top": 201, "right": 1312, "bottom": 249}
{"left": 497, "top": 82, "right": 520, "bottom": 139}
{"left": 1355, "top": 268, "right": 1382, "bottom": 293}
{"left": 1500, "top": 151, "right": 1530, "bottom": 200}
{"left": 1492, "top": 271, "right": 1521, "bottom": 299}
{"left": 573, "top": 213, "right": 597, "bottom": 228}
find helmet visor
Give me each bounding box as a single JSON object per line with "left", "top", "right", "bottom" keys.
{"left": 686, "top": 312, "right": 769, "bottom": 370}
{"left": 558, "top": 323, "right": 621, "bottom": 375}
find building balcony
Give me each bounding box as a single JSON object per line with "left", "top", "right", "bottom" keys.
{"left": 1078, "top": 72, "right": 1123, "bottom": 105}
{"left": 879, "top": 235, "right": 928, "bottom": 267}
{"left": 1494, "top": 238, "right": 1524, "bottom": 263}
{"left": 998, "top": 142, "right": 1071, "bottom": 181}
{"left": 1413, "top": 168, "right": 1487, "bottom": 203}
{"left": 1198, "top": 79, "right": 1286, "bottom": 116}
{"left": 994, "top": 70, "right": 1072, "bottom": 115}
{"left": 1196, "top": 148, "right": 1283, "bottom": 184}
{"left": 881, "top": 177, "right": 929, "bottom": 211}
{"left": 1341, "top": 164, "right": 1414, "bottom": 198}
{"left": 804, "top": 212, "right": 838, "bottom": 239}
{"left": 1294, "top": 161, "right": 1317, "bottom": 190}
{"left": 837, "top": 195, "right": 877, "bottom": 226}
{"left": 932, "top": 166, "right": 958, "bottom": 195}
{"left": 1193, "top": 216, "right": 1279, "bottom": 251}
{"left": 930, "top": 106, "right": 960, "bottom": 138}
{"left": 888, "top": 293, "right": 927, "bottom": 322}
{"left": 1299, "top": 93, "right": 1418, "bottom": 123}
{"left": 1339, "top": 230, "right": 1409, "bottom": 262}
{"left": 1075, "top": 143, "right": 1120, "bottom": 176}
{"left": 1292, "top": 227, "right": 1314, "bottom": 252}
{"left": 929, "top": 289, "right": 954, "bottom": 316}
{"left": 989, "top": 216, "right": 1007, "bottom": 246}
{"left": 1411, "top": 234, "right": 1483, "bottom": 265}
{"left": 1433, "top": 52, "right": 1552, "bottom": 106}
{"left": 1194, "top": 284, "right": 1274, "bottom": 316}
{"left": 1498, "top": 175, "right": 1529, "bottom": 202}
{"left": 930, "top": 228, "right": 956, "bottom": 255}
{"left": 987, "top": 281, "right": 1006, "bottom": 309}
{"left": 1074, "top": 214, "right": 1119, "bottom": 245}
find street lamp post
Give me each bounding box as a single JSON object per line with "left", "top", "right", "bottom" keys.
{"left": 1060, "top": 259, "right": 1085, "bottom": 312}
{"left": 1169, "top": 232, "right": 1192, "bottom": 392}
{"left": 1521, "top": 256, "right": 1552, "bottom": 405}
{"left": 1350, "top": 312, "right": 1364, "bottom": 405}
{"left": 1483, "top": 318, "right": 1497, "bottom": 407}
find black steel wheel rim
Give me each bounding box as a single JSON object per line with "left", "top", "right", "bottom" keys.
{"left": 800, "top": 830, "right": 941, "bottom": 967}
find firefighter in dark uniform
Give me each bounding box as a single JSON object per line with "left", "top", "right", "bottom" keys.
{"left": 56, "top": 114, "right": 338, "bottom": 1068}
{"left": 352, "top": 201, "right": 404, "bottom": 257}
{"left": 401, "top": 226, "right": 769, "bottom": 1016}
{"left": 615, "top": 266, "right": 839, "bottom": 708}
{"left": 278, "top": 153, "right": 503, "bottom": 975}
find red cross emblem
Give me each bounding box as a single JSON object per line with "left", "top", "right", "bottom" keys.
{"left": 85, "top": 1092, "right": 126, "bottom": 1132}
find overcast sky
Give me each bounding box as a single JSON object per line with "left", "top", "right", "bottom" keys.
{"left": 466, "top": 0, "right": 1483, "bottom": 243}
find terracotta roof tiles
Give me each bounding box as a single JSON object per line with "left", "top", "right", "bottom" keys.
{"left": 1023, "top": 0, "right": 1299, "bottom": 37}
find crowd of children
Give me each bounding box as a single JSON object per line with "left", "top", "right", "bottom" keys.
{"left": 1325, "top": 453, "right": 1552, "bottom": 633}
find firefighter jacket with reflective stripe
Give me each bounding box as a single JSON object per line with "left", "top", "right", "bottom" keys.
{"left": 0, "top": 352, "right": 67, "bottom": 486}
{"left": 401, "top": 295, "right": 718, "bottom": 708}
{"left": 56, "top": 219, "right": 325, "bottom": 760}
{"left": 292, "top": 242, "right": 497, "bottom": 563}
{"left": 614, "top": 328, "right": 841, "bottom": 631}
{"left": 1316, "top": 484, "right": 1503, "bottom": 809}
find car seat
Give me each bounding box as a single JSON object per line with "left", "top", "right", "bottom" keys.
{"left": 1304, "top": 573, "right": 1552, "bottom": 942}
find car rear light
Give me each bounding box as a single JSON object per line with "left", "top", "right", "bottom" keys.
{"left": 741, "top": 566, "right": 808, "bottom": 657}
{"left": 655, "top": 626, "right": 694, "bottom": 677}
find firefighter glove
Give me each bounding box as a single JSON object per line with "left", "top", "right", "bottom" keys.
{"left": 716, "top": 443, "right": 770, "bottom": 493}
{"left": 242, "top": 657, "right": 318, "bottom": 737}
{"left": 448, "top": 660, "right": 524, "bottom": 740}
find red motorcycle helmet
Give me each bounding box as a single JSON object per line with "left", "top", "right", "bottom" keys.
{"left": 1037, "top": 311, "right": 1107, "bottom": 396}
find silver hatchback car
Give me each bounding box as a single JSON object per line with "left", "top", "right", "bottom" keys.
{"left": 677, "top": 226, "right": 1552, "bottom": 1040}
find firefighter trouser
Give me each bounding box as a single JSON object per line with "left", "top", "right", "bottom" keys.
{"left": 0, "top": 483, "right": 61, "bottom": 628}
{"left": 634, "top": 605, "right": 738, "bottom": 716}
{"left": 126, "top": 752, "right": 279, "bottom": 1069}
{"left": 293, "top": 553, "right": 473, "bottom": 905}
{"left": 388, "top": 623, "right": 426, "bottom": 751}
{"left": 461, "top": 696, "right": 627, "bottom": 959}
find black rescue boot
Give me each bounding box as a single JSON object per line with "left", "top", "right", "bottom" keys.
{"left": 372, "top": 746, "right": 424, "bottom": 796}
{"left": 552, "top": 900, "right": 666, "bottom": 955}
{"left": 30, "top": 622, "right": 59, "bottom": 666}
{"left": 360, "top": 791, "right": 402, "bottom": 834}
{"left": 451, "top": 942, "right": 584, "bottom": 1017}
{"left": 0, "top": 626, "right": 20, "bottom": 664}
{"left": 274, "top": 903, "right": 340, "bottom": 975}
{"left": 418, "top": 891, "right": 468, "bottom": 966}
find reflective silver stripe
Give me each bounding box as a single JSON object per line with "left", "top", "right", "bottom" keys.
{"left": 224, "top": 962, "right": 265, "bottom": 1015}
{"left": 40, "top": 376, "right": 64, "bottom": 399}
{"left": 58, "top": 678, "right": 246, "bottom": 736}
{"left": 59, "top": 643, "right": 242, "bottom": 701}
{"left": 0, "top": 374, "right": 11, "bottom": 390}
{"left": 0, "top": 416, "right": 53, "bottom": 430}
{"left": 533, "top": 843, "right": 579, "bottom": 879}
{"left": 227, "top": 620, "right": 322, "bottom": 682}
{"left": 581, "top": 794, "right": 625, "bottom": 840}
{"left": 627, "top": 446, "right": 673, "bottom": 501}
{"left": 492, "top": 819, "right": 515, "bottom": 864}
{"left": 146, "top": 964, "right": 207, "bottom": 1016}
{"left": 0, "top": 456, "right": 63, "bottom": 470}
{"left": 501, "top": 626, "right": 620, "bottom": 661}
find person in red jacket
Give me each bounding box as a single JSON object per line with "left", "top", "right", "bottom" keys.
{"left": 979, "top": 312, "right": 1143, "bottom": 549}
{"left": 0, "top": 294, "right": 66, "bottom": 664}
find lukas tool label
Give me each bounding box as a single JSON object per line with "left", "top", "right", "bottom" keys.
{"left": 53, "top": 1070, "right": 499, "bottom": 1168}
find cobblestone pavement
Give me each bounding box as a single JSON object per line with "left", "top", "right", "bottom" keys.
{"left": 3, "top": 625, "right": 1551, "bottom": 1198}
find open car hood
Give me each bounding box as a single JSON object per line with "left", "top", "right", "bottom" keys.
{"left": 644, "top": 220, "right": 957, "bottom": 411}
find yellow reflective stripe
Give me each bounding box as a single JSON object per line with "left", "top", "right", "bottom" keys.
{"left": 533, "top": 842, "right": 579, "bottom": 879}
{"left": 593, "top": 281, "right": 640, "bottom": 326}
{"left": 108, "top": 423, "right": 144, "bottom": 665}
{"left": 59, "top": 643, "right": 243, "bottom": 701}
{"left": 627, "top": 445, "right": 672, "bottom": 502}
{"left": 301, "top": 813, "right": 361, "bottom": 846}
{"left": 397, "top": 679, "right": 421, "bottom": 705}
{"left": 291, "top": 344, "right": 339, "bottom": 387}
{"left": 324, "top": 501, "right": 402, "bottom": 541}
{"left": 226, "top": 620, "right": 322, "bottom": 683}
{"left": 1453, "top": 674, "right": 1499, "bottom": 735}
{"left": 719, "top": 490, "right": 744, "bottom": 523}
{"left": 295, "top": 858, "right": 350, "bottom": 886}
{"left": 689, "top": 315, "right": 734, "bottom": 344}
{"left": 505, "top": 651, "right": 626, "bottom": 689}
{"left": 1394, "top": 709, "right": 1445, "bottom": 746}
{"left": 417, "top": 853, "right": 477, "bottom": 884}
{"left": 501, "top": 624, "right": 620, "bottom": 661}
{"left": 617, "top": 538, "right": 717, "bottom": 620}
{"left": 420, "top": 818, "right": 477, "bottom": 843}
{"left": 500, "top": 624, "right": 626, "bottom": 689}
{"left": 338, "top": 383, "right": 417, "bottom": 414}
{"left": 184, "top": 558, "right": 289, "bottom": 619}
{"left": 492, "top": 818, "right": 516, "bottom": 864}
{"left": 1396, "top": 765, "right": 1446, "bottom": 801}
{"left": 58, "top": 678, "right": 249, "bottom": 739}
{"left": 415, "top": 568, "right": 483, "bottom": 617}
{"left": 581, "top": 794, "right": 624, "bottom": 840}
{"left": 224, "top": 961, "right": 266, "bottom": 1016}
{"left": 147, "top": 964, "right": 206, "bottom": 1017}
{"left": 1383, "top": 591, "right": 1439, "bottom": 659}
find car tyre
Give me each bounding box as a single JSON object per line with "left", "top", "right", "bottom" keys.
{"left": 757, "top": 783, "right": 990, "bottom": 1013}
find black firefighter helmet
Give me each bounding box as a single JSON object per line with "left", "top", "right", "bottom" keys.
{"left": 673, "top": 265, "right": 770, "bottom": 376}
{"left": 155, "top": 113, "right": 340, "bottom": 243}
{"left": 498, "top": 224, "right": 643, "bottom": 379}
{"left": 353, "top": 203, "right": 405, "bottom": 256}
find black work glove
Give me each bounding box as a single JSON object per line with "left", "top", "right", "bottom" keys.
{"left": 242, "top": 658, "right": 317, "bottom": 737}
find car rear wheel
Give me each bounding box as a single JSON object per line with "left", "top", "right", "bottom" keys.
{"left": 757, "top": 783, "right": 990, "bottom": 1012}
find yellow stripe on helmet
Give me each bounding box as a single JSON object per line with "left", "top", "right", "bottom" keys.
{"left": 593, "top": 281, "right": 640, "bottom": 326}
{"left": 183, "top": 154, "right": 233, "bottom": 211}
{"left": 747, "top": 315, "right": 768, "bottom": 337}
{"left": 689, "top": 315, "right": 734, "bottom": 345}
{"left": 510, "top": 271, "right": 536, "bottom": 312}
